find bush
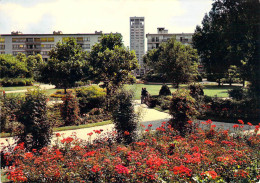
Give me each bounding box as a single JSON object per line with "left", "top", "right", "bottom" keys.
{"left": 60, "top": 92, "right": 80, "bottom": 126}
{"left": 3, "top": 121, "right": 260, "bottom": 182}
{"left": 158, "top": 96, "right": 172, "bottom": 110}
{"left": 142, "top": 71, "right": 169, "bottom": 82}
{"left": 17, "top": 89, "right": 52, "bottom": 151}
{"left": 0, "top": 94, "right": 22, "bottom": 134}
{"left": 169, "top": 89, "right": 198, "bottom": 136}
{"left": 189, "top": 83, "right": 204, "bottom": 99}
{"left": 76, "top": 85, "right": 106, "bottom": 114}
{"left": 50, "top": 89, "right": 74, "bottom": 98}
{"left": 0, "top": 78, "right": 34, "bottom": 86}
{"left": 159, "top": 84, "right": 171, "bottom": 96}
{"left": 111, "top": 89, "right": 138, "bottom": 144}
{"left": 228, "top": 88, "right": 246, "bottom": 100}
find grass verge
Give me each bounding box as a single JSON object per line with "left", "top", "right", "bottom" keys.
{"left": 0, "top": 120, "right": 112, "bottom": 138}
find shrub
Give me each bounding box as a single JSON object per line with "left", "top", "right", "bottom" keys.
{"left": 158, "top": 96, "right": 171, "bottom": 110}
{"left": 228, "top": 88, "right": 246, "bottom": 100}
{"left": 0, "top": 78, "right": 34, "bottom": 86}
{"left": 111, "top": 89, "right": 138, "bottom": 144}
{"left": 3, "top": 121, "right": 260, "bottom": 182}
{"left": 0, "top": 94, "right": 22, "bottom": 134}
{"left": 159, "top": 84, "right": 171, "bottom": 96}
{"left": 60, "top": 92, "right": 80, "bottom": 126}
{"left": 189, "top": 83, "right": 204, "bottom": 99}
{"left": 76, "top": 85, "right": 106, "bottom": 114}
{"left": 17, "top": 89, "right": 52, "bottom": 151}
{"left": 147, "top": 96, "right": 158, "bottom": 108}
{"left": 169, "top": 89, "right": 198, "bottom": 136}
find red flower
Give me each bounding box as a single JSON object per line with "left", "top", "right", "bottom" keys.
{"left": 172, "top": 165, "right": 192, "bottom": 177}
{"left": 238, "top": 119, "right": 244, "bottom": 124}
{"left": 24, "top": 152, "right": 34, "bottom": 159}
{"left": 83, "top": 151, "right": 96, "bottom": 157}
{"left": 61, "top": 137, "right": 74, "bottom": 144}
{"left": 115, "top": 164, "right": 130, "bottom": 174}
{"left": 56, "top": 133, "right": 61, "bottom": 137}
{"left": 148, "top": 124, "right": 153, "bottom": 128}
{"left": 91, "top": 165, "right": 101, "bottom": 173}
{"left": 247, "top": 122, "right": 253, "bottom": 126}
{"left": 202, "top": 170, "right": 218, "bottom": 179}
{"left": 233, "top": 124, "right": 239, "bottom": 128}
{"left": 87, "top": 132, "right": 93, "bottom": 136}
{"left": 187, "top": 120, "right": 193, "bottom": 124}
{"left": 124, "top": 131, "right": 130, "bottom": 135}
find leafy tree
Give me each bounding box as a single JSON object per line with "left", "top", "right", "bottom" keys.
{"left": 37, "top": 38, "right": 88, "bottom": 93}
{"left": 89, "top": 34, "right": 138, "bottom": 108}
{"left": 192, "top": 0, "right": 259, "bottom": 87}
{"left": 17, "top": 89, "right": 52, "bottom": 151}
{"left": 0, "top": 54, "right": 28, "bottom": 78}
{"left": 143, "top": 37, "right": 198, "bottom": 88}
{"left": 226, "top": 65, "right": 240, "bottom": 86}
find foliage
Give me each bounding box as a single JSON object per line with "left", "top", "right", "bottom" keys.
{"left": 49, "top": 89, "right": 75, "bottom": 98}
{"left": 2, "top": 121, "right": 260, "bottom": 182}
{"left": 89, "top": 34, "right": 138, "bottom": 97}
{"left": 143, "top": 37, "right": 199, "bottom": 88}
{"left": 0, "top": 54, "right": 29, "bottom": 78}
{"left": 159, "top": 84, "right": 171, "bottom": 96}
{"left": 189, "top": 83, "right": 204, "bottom": 99}
{"left": 228, "top": 88, "right": 246, "bottom": 100}
{"left": 200, "top": 96, "right": 259, "bottom": 125}
{"left": 142, "top": 71, "right": 169, "bottom": 82}
{"left": 111, "top": 89, "right": 138, "bottom": 144}
{"left": 17, "top": 89, "right": 52, "bottom": 151}
{"left": 37, "top": 38, "right": 88, "bottom": 93}
{"left": 76, "top": 85, "right": 106, "bottom": 114}
{"left": 0, "top": 78, "right": 34, "bottom": 87}
{"left": 193, "top": 0, "right": 260, "bottom": 87}
{"left": 81, "top": 108, "right": 111, "bottom": 124}
{"left": 60, "top": 92, "right": 80, "bottom": 126}
{"left": 169, "top": 89, "right": 198, "bottom": 136}
{"left": 0, "top": 94, "right": 22, "bottom": 134}
{"left": 225, "top": 65, "right": 240, "bottom": 86}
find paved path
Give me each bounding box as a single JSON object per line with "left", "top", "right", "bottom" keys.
{"left": 0, "top": 100, "right": 257, "bottom": 151}
{"left": 4, "top": 84, "right": 56, "bottom": 94}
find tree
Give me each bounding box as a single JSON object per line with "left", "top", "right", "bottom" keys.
{"left": 89, "top": 34, "right": 138, "bottom": 103}
{"left": 143, "top": 37, "right": 198, "bottom": 88}
{"left": 192, "top": 0, "right": 260, "bottom": 87}
{"left": 0, "top": 54, "right": 29, "bottom": 78}
{"left": 38, "top": 38, "right": 88, "bottom": 93}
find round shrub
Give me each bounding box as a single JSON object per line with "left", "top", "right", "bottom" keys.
{"left": 189, "top": 83, "right": 204, "bottom": 99}
{"left": 228, "top": 88, "right": 246, "bottom": 100}
{"left": 17, "top": 89, "right": 52, "bottom": 151}
{"left": 159, "top": 84, "right": 171, "bottom": 96}
{"left": 76, "top": 85, "right": 106, "bottom": 114}
{"left": 169, "top": 89, "right": 198, "bottom": 136}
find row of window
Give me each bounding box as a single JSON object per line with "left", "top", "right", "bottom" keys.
{"left": 0, "top": 37, "right": 5, "bottom": 43}
{"left": 0, "top": 45, "right": 5, "bottom": 50}
{"left": 12, "top": 44, "right": 55, "bottom": 49}
{"left": 12, "top": 37, "right": 55, "bottom": 43}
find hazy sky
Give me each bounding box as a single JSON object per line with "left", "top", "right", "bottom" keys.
{"left": 0, "top": 0, "right": 213, "bottom": 48}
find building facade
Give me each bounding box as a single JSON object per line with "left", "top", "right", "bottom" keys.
{"left": 130, "top": 17, "right": 145, "bottom": 76}
{"left": 0, "top": 31, "right": 111, "bottom": 61}
{"left": 146, "top": 27, "right": 193, "bottom": 51}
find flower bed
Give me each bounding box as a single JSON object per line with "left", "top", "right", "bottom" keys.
{"left": 2, "top": 120, "right": 260, "bottom": 182}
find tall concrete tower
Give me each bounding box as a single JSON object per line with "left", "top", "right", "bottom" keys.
{"left": 130, "top": 17, "right": 145, "bottom": 76}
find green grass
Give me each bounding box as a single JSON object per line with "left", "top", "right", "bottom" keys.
{"left": 0, "top": 85, "right": 36, "bottom": 91}
{"left": 0, "top": 120, "right": 112, "bottom": 138}
{"left": 124, "top": 83, "right": 241, "bottom": 99}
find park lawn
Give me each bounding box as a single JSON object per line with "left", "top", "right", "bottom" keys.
{"left": 124, "top": 83, "right": 241, "bottom": 99}
{"left": 0, "top": 85, "right": 36, "bottom": 91}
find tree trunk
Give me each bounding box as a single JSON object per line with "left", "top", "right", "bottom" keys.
{"left": 64, "top": 88, "right": 67, "bottom": 94}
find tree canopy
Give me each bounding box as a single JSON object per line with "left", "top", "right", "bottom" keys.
{"left": 192, "top": 0, "right": 260, "bottom": 86}
{"left": 143, "top": 37, "right": 198, "bottom": 88}
{"left": 89, "top": 34, "right": 138, "bottom": 94}
{"left": 37, "top": 38, "right": 88, "bottom": 93}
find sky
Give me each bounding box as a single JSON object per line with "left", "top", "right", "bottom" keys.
{"left": 0, "top": 0, "right": 213, "bottom": 49}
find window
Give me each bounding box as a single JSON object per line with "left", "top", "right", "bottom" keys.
{"left": 0, "top": 45, "right": 5, "bottom": 50}
{"left": 26, "top": 38, "right": 33, "bottom": 42}
{"left": 47, "top": 37, "right": 54, "bottom": 42}
{"left": 84, "top": 37, "right": 90, "bottom": 42}
{"left": 12, "top": 38, "right": 26, "bottom": 42}
{"left": 98, "top": 37, "right": 102, "bottom": 42}
{"left": 0, "top": 37, "right": 5, "bottom": 43}
{"left": 34, "top": 38, "right": 41, "bottom": 42}
{"left": 40, "top": 37, "right": 48, "bottom": 42}
{"left": 41, "top": 51, "right": 49, "bottom": 55}
{"left": 0, "top": 51, "right": 5, "bottom": 54}
{"left": 12, "top": 44, "right": 25, "bottom": 49}
{"left": 77, "top": 37, "right": 83, "bottom": 42}
{"left": 41, "top": 44, "right": 54, "bottom": 48}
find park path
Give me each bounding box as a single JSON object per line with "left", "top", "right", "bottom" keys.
{"left": 4, "top": 84, "right": 56, "bottom": 94}
{"left": 0, "top": 100, "right": 256, "bottom": 151}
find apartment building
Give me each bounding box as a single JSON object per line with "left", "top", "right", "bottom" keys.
{"left": 130, "top": 17, "right": 145, "bottom": 76}
{"left": 146, "top": 27, "right": 193, "bottom": 51}
{"left": 0, "top": 31, "right": 115, "bottom": 61}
